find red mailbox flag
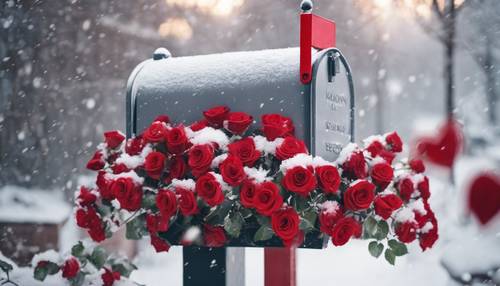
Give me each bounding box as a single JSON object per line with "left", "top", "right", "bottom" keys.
{"left": 300, "top": 13, "right": 336, "bottom": 84}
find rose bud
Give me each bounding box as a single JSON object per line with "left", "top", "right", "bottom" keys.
{"left": 150, "top": 234, "right": 171, "bottom": 253}
{"left": 342, "top": 151, "right": 367, "bottom": 179}
{"left": 176, "top": 187, "right": 199, "bottom": 216}
{"left": 86, "top": 151, "right": 105, "bottom": 171}
{"left": 418, "top": 176, "right": 430, "bottom": 200}
{"left": 343, "top": 180, "right": 376, "bottom": 211}
{"left": 330, "top": 217, "right": 362, "bottom": 246}
{"left": 385, "top": 131, "right": 403, "bottom": 153}
{"left": 219, "top": 155, "right": 246, "bottom": 186}
{"left": 225, "top": 112, "right": 253, "bottom": 135}
{"left": 271, "top": 207, "right": 300, "bottom": 246}
{"left": 96, "top": 171, "right": 113, "bottom": 200}
{"left": 395, "top": 222, "right": 418, "bottom": 243}
{"left": 398, "top": 178, "right": 414, "bottom": 202}
{"left": 319, "top": 201, "right": 343, "bottom": 236}
{"left": 156, "top": 189, "right": 177, "bottom": 219}
{"left": 239, "top": 179, "right": 257, "bottom": 208}
{"left": 203, "top": 106, "right": 230, "bottom": 128}
{"left": 102, "top": 267, "right": 121, "bottom": 286}
{"left": 370, "top": 162, "right": 394, "bottom": 189}
{"left": 228, "top": 138, "right": 261, "bottom": 167}
{"left": 261, "top": 114, "right": 295, "bottom": 141}
{"left": 254, "top": 182, "right": 283, "bottom": 216}
{"left": 154, "top": 115, "right": 170, "bottom": 124}
{"left": 365, "top": 140, "right": 384, "bottom": 157}
{"left": 104, "top": 130, "right": 125, "bottom": 149}
{"left": 315, "top": 165, "right": 341, "bottom": 194}
{"left": 195, "top": 173, "right": 224, "bottom": 207}
{"left": 164, "top": 156, "right": 187, "bottom": 184}
{"left": 144, "top": 151, "right": 166, "bottom": 180}
{"left": 188, "top": 144, "right": 215, "bottom": 177}
{"left": 125, "top": 136, "right": 145, "bottom": 156}
{"left": 373, "top": 194, "right": 403, "bottom": 220}
{"left": 276, "top": 136, "right": 308, "bottom": 161}
{"left": 281, "top": 166, "right": 317, "bottom": 197}
{"left": 166, "top": 125, "right": 189, "bottom": 155}
{"left": 190, "top": 119, "right": 208, "bottom": 132}
{"left": 409, "top": 159, "right": 426, "bottom": 173}
{"left": 61, "top": 257, "right": 80, "bottom": 279}
{"left": 110, "top": 177, "right": 143, "bottom": 211}
{"left": 76, "top": 186, "right": 97, "bottom": 207}
{"left": 143, "top": 121, "right": 168, "bottom": 143}
{"left": 203, "top": 224, "right": 227, "bottom": 247}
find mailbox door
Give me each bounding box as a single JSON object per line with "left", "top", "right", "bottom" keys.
{"left": 311, "top": 48, "right": 355, "bottom": 162}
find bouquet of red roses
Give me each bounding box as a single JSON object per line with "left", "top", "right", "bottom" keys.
{"left": 76, "top": 106, "right": 438, "bottom": 265}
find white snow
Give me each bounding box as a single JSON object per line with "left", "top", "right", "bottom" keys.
{"left": 279, "top": 154, "right": 314, "bottom": 173}
{"left": 420, "top": 222, "right": 434, "bottom": 233}
{"left": 189, "top": 127, "right": 229, "bottom": 150}
{"left": 408, "top": 199, "right": 427, "bottom": 215}
{"left": 31, "top": 250, "right": 62, "bottom": 266}
{"left": 253, "top": 135, "right": 284, "bottom": 155}
{"left": 210, "top": 172, "right": 232, "bottom": 192}
{"left": 0, "top": 185, "right": 71, "bottom": 224}
{"left": 211, "top": 154, "right": 228, "bottom": 168}
{"left": 105, "top": 170, "right": 144, "bottom": 185}
{"left": 115, "top": 144, "right": 153, "bottom": 169}
{"left": 362, "top": 135, "right": 384, "bottom": 148}
{"left": 312, "top": 156, "right": 336, "bottom": 168}
{"left": 394, "top": 207, "right": 416, "bottom": 223}
{"left": 244, "top": 167, "right": 270, "bottom": 183}
{"left": 320, "top": 201, "right": 340, "bottom": 214}
{"left": 182, "top": 226, "right": 201, "bottom": 243}
{"left": 335, "top": 143, "right": 358, "bottom": 165}
{"left": 171, "top": 179, "right": 196, "bottom": 191}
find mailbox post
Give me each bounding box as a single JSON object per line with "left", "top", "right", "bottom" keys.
{"left": 125, "top": 1, "right": 354, "bottom": 285}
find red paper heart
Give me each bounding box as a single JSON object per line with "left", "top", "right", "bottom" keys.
{"left": 415, "top": 119, "right": 462, "bottom": 168}
{"left": 468, "top": 173, "right": 500, "bottom": 225}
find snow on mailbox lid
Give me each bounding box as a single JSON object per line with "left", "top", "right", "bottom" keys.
{"left": 126, "top": 47, "right": 354, "bottom": 162}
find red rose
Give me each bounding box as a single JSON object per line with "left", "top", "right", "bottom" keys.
{"left": 385, "top": 131, "right": 403, "bottom": 152}
{"left": 261, "top": 114, "right": 295, "bottom": 141}
{"left": 276, "top": 137, "right": 308, "bottom": 161}
{"left": 418, "top": 176, "right": 430, "bottom": 199}
{"left": 330, "top": 217, "right": 362, "bottom": 246}
{"left": 87, "top": 224, "right": 106, "bottom": 242}
{"left": 342, "top": 151, "right": 367, "bottom": 179}
{"left": 156, "top": 189, "right": 177, "bottom": 219}
{"left": 125, "top": 136, "right": 145, "bottom": 156}
{"left": 86, "top": 151, "right": 105, "bottom": 171}
{"left": 226, "top": 112, "right": 253, "bottom": 135}
{"left": 110, "top": 177, "right": 142, "bottom": 211}
{"left": 365, "top": 140, "right": 384, "bottom": 157}
{"left": 150, "top": 234, "right": 171, "bottom": 252}
{"left": 254, "top": 182, "right": 283, "bottom": 216}
{"left": 176, "top": 187, "right": 199, "bottom": 216}
{"left": 319, "top": 202, "right": 344, "bottom": 236}
{"left": 104, "top": 130, "right": 125, "bottom": 149}
{"left": 102, "top": 268, "right": 121, "bottom": 286}
{"left": 143, "top": 121, "right": 168, "bottom": 143}
{"left": 111, "top": 163, "right": 130, "bottom": 174}
{"left": 154, "top": 115, "right": 170, "bottom": 124}
{"left": 203, "top": 106, "right": 230, "bottom": 128}
{"left": 395, "top": 222, "right": 417, "bottom": 243}
{"left": 239, "top": 179, "right": 257, "bottom": 208}
{"left": 344, "top": 180, "right": 375, "bottom": 211}
{"left": 370, "top": 163, "right": 394, "bottom": 188}
{"left": 144, "top": 151, "right": 166, "bottom": 180}
{"left": 190, "top": 119, "right": 208, "bottom": 131}
{"left": 271, "top": 207, "right": 300, "bottom": 245}
{"left": 165, "top": 156, "right": 187, "bottom": 184}
{"left": 77, "top": 186, "right": 96, "bottom": 207}
{"left": 195, "top": 173, "right": 224, "bottom": 207}
{"left": 166, "top": 126, "right": 189, "bottom": 155}
{"left": 281, "top": 166, "right": 317, "bottom": 197}
{"left": 379, "top": 150, "right": 396, "bottom": 164}
{"left": 61, "top": 257, "right": 80, "bottom": 279}
{"left": 398, "top": 178, "right": 414, "bottom": 201}
{"left": 146, "top": 213, "right": 169, "bottom": 233}
{"left": 228, "top": 138, "right": 261, "bottom": 167}
{"left": 204, "top": 224, "right": 227, "bottom": 247}
{"left": 373, "top": 194, "right": 403, "bottom": 220}
{"left": 219, "top": 155, "right": 246, "bottom": 186}
{"left": 76, "top": 206, "right": 106, "bottom": 242}
{"left": 419, "top": 223, "right": 438, "bottom": 251}
{"left": 97, "top": 171, "right": 113, "bottom": 200}
{"left": 316, "top": 165, "right": 341, "bottom": 194}
{"left": 409, "top": 159, "right": 425, "bottom": 173}
{"left": 188, "top": 144, "right": 215, "bottom": 177}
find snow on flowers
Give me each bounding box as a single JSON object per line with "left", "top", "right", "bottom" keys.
{"left": 77, "top": 106, "right": 438, "bottom": 265}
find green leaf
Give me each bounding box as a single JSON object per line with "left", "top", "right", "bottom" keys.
{"left": 0, "top": 260, "right": 13, "bottom": 273}
{"left": 292, "top": 196, "right": 309, "bottom": 212}
{"left": 240, "top": 207, "right": 253, "bottom": 219}
{"left": 141, "top": 193, "right": 157, "bottom": 209}
{"left": 255, "top": 215, "right": 271, "bottom": 227}
{"left": 89, "top": 247, "right": 108, "bottom": 269}
{"left": 254, "top": 225, "right": 274, "bottom": 241}
{"left": 374, "top": 220, "right": 389, "bottom": 240}
{"left": 224, "top": 213, "right": 244, "bottom": 238}
{"left": 110, "top": 259, "right": 138, "bottom": 278}
{"left": 45, "top": 262, "right": 60, "bottom": 275}
{"left": 363, "top": 216, "right": 377, "bottom": 237}
{"left": 205, "top": 201, "right": 232, "bottom": 225}
{"left": 71, "top": 241, "right": 85, "bottom": 258}
{"left": 69, "top": 271, "right": 85, "bottom": 286}
{"left": 388, "top": 239, "right": 408, "bottom": 256}
{"left": 368, "top": 241, "right": 384, "bottom": 258}
{"left": 126, "top": 214, "right": 146, "bottom": 240}
{"left": 299, "top": 211, "right": 317, "bottom": 231}
{"left": 34, "top": 266, "right": 48, "bottom": 281}
{"left": 384, "top": 249, "right": 396, "bottom": 265}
